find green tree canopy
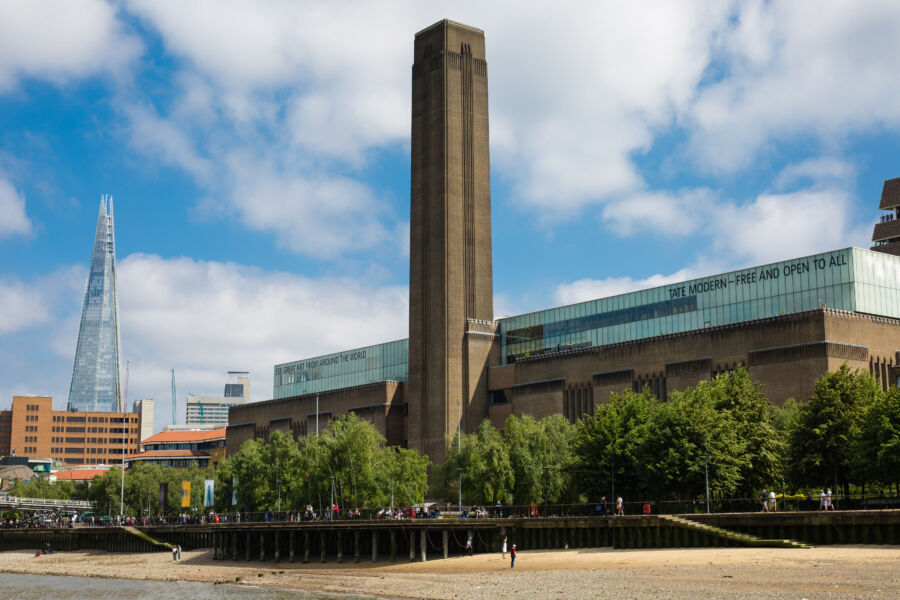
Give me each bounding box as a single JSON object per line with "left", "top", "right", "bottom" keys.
{"left": 788, "top": 363, "right": 878, "bottom": 495}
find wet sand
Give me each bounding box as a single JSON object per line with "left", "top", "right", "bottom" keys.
{"left": 1, "top": 545, "right": 899, "bottom": 599}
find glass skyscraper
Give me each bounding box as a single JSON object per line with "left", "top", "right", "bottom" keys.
{"left": 67, "top": 196, "right": 122, "bottom": 412}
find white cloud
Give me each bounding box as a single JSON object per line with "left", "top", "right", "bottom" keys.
{"left": 0, "top": 255, "right": 409, "bottom": 428}
{"left": 0, "top": 176, "right": 32, "bottom": 238}
{"left": 116, "top": 254, "right": 408, "bottom": 429}
{"left": 554, "top": 268, "right": 700, "bottom": 306}
{"left": 598, "top": 158, "right": 868, "bottom": 265}
{"left": 222, "top": 151, "right": 396, "bottom": 257}
{"left": 0, "top": 0, "right": 141, "bottom": 92}
{"left": 123, "top": 0, "right": 733, "bottom": 220}
{"left": 602, "top": 188, "right": 715, "bottom": 237}
{"left": 709, "top": 187, "right": 867, "bottom": 265}
{"left": 124, "top": 104, "right": 213, "bottom": 182}
{"left": 686, "top": 0, "right": 900, "bottom": 172}
{"left": 0, "top": 266, "right": 84, "bottom": 336}
{"left": 773, "top": 157, "right": 857, "bottom": 191}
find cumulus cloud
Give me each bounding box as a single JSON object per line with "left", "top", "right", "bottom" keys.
{"left": 0, "top": 176, "right": 33, "bottom": 238}
{"left": 0, "top": 0, "right": 141, "bottom": 92}
{"left": 124, "top": 104, "right": 213, "bottom": 182}
{"left": 120, "top": 0, "right": 736, "bottom": 233}
{"left": 115, "top": 254, "right": 407, "bottom": 429}
{"left": 708, "top": 187, "right": 867, "bottom": 265}
{"left": 686, "top": 0, "right": 900, "bottom": 172}
{"left": 0, "top": 266, "right": 84, "bottom": 336}
{"left": 598, "top": 157, "right": 868, "bottom": 265}
{"left": 601, "top": 188, "right": 716, "bottom": 237}
{"left": 0, "top": 254, "right": 409, "bottom": 427}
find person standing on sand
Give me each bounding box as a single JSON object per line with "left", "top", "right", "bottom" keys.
{"left": 172, "top": 546, "right": 177, "bottom": 561}
{"left": 510, "top": 544, "right": 516, "bottom": 568}
{"left": 502, "top": 536, "right": 508, "bottom": 559}
{"left": 466, "top": 536, "right": 473, "bottom": 555}
{"left": 177, "top": 545, "right": 182, "bottom": 560}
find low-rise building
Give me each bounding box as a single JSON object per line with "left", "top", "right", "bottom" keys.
{"left": 126, "top": 428, "right": 226, "bottom": 469}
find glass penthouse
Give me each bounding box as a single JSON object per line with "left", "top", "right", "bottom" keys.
{"left": 274, "top": 247, "right": 900, "bottom": 399}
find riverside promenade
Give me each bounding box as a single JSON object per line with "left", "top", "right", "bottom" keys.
{"left": 3, "top": 510, "right": 900, "bottom": 559}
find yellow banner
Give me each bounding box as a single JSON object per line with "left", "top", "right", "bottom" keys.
{"left": 181, "top": 480, "right": 191, "bottom": 508}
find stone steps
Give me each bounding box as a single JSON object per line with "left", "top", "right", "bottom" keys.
{"left": 660, "top": 515, "right": 811, "bottom": 549}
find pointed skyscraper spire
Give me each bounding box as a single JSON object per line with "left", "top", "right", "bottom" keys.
{"left": 68, "top": 195, "right": 122, "bottom": 412}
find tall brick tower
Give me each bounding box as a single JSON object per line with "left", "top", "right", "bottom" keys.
{"left": 407, "top": 20, "right": 496, "bottom": 462}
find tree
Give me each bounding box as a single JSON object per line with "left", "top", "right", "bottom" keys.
{"left": 700, "top": 368, "right": 783, "bottom": 495}
{"left": 643, "top": 387, "right": 744, "bottom": 499}
{"left": 852, "top": 385, "right": 900, "bottom": 492}
{"left": 572, "top": 388, "right": 657, "bottom": 502}
{"left": 788, "top": 364, "right": 879, "bottom": 496}
{"left": 220, "top": 413, "right": 429, "bottom": 513}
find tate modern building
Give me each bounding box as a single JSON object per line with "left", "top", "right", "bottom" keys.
{"left": 227, "top": 21, "right": 900, "bottom": 462}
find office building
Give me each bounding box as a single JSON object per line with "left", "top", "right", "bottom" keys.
{"left": 185, "top": 371, "right": 250, "bottom": 426}
{"left": 0, "top": 395, "right": 142, "bottom": 465}
{"left": 133, "top": 399, "right": 154, "bottom": 442}
{"left": 67, "top": 196, "right": 122, "bottom": 412}
{"left": 226, "top": 20, "right": 900, "bottom": 462}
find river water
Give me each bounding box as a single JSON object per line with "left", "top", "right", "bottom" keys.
{"left": 0, "top": 573, "right": 370, "bottom": 600}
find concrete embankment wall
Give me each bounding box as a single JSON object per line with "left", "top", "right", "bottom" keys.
{"left": 0, "top": 527, "right": 170, "bottom": 553}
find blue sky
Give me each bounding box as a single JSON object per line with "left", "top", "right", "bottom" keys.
{"left": 1, "top": 1, "right": 899, "bottom": 432}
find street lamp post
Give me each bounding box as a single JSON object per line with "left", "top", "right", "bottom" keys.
{"left": 610, "top": 457, "right": 615, "bottom": 509}
{"left": 457, "top": 467, "right": 463, "bottom": 514}
{"left": 390, "top": 473, "right": 395, "bottom": 510}
{"left": 330, "top": 476, "right": 335, "bottom": 519}
{"left": 703, "top": 452, "right": 711, "bottom": 514}
{"left": 277, "top": 476, "right": 282, "bottom": 513}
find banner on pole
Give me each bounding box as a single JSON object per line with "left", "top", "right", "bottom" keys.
{"left": 204, "top": 479, "right": 214, "bottom": 507}
{"left": 159, "top": 482, "right": 168, "bottom": 509}
{"left": 232, "top": 477, "right": 238, "bottom": 506}
{"left": 181, "top": 480, "right": 191, "bottom": 508}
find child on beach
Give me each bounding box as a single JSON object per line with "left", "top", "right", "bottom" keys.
{"left": 510, "top": 544, "right": 516, "bottom": 568}
{"left": 502, "top": 536, "right": 507, "bottom": 559}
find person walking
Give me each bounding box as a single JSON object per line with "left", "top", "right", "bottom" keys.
{"left": 616, "top": 496, "right": 624, "bottom": 516}
{"left": 819, "top": 489, "right": 826, "bottom": 511}
{"left": 761, "top": 489, "right": 769, "bottom": 512}
{"left": 466, "top": 535, "right": 473, "bottom": 555}
{"left": 768, "top": 490, "right": 777, "bottom": 513}
{"left": 826, "top": 488, "right": 834, "bottom": 510}
{"left": 510, "top": 544, "right": 516, "bottom": 568}
{"left": 502, "top": 536, "right": 508, "bottom": 559}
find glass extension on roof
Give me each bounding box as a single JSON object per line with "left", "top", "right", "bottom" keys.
{"left": 498, "top": 248, "right": 900, "bottom": 364}
{"left": 273, "top": 339, "right": 408, "bottom": 399}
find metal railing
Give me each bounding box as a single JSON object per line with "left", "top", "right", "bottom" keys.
{"left": 0, "top": 496, "right": 92, "bottom": 510}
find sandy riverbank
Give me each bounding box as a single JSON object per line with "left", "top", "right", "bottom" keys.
{"left": 1, "top": 545, "right": 898, "bottom": 599}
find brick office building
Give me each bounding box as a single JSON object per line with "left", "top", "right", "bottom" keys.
{"left": 0, "top": 395, "right": 145, "bottom": 466}
{"left": 227, "top": 20, "right": 900, "bottom": 461}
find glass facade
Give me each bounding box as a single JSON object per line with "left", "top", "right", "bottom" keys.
{"left": 273, "top": 339, "right": 409, "bottom": 399}
{"left": 498, "top": 248, "right": 900, "bottom": 363}
{"left": 273, "top": 247, "right": 900, "bottom": 396}
{"left": 67, "top": 196, "right": 122, "bottom": 412}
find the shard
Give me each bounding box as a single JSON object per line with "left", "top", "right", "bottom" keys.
{"left": 67, "top": 195, "right": 122, "bottom": 412}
